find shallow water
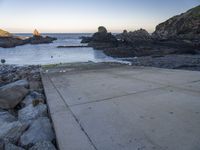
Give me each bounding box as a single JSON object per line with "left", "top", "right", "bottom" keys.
{"left": 0, "top": 33, "right": 116, "bottom": 65}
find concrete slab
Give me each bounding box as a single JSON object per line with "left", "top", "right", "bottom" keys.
{"left": 42, "top": 75, "right": 96, "bottom": 150}
{"left": 42, "top": 63, "right": 200, "bottom": 150}
{"left": 71, "top": 87, "right": 200, "bottom": 150}
{"left": 50, "top": 70, "right": 164, "bottom": 106}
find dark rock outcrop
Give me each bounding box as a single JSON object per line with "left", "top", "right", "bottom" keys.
{"left": 0, "top": 29, "right": 57, "bottom": 48}
{"left": 116, "top": 28, "right": 152, "bottom": 46}
{"left": 28, "top": 36, "right": 57, "bottom": 45}
{"left": 153, "top": 5, "right": 200, "bottom": 41}
{"left": 81, "top": 26, "right": 118, "bottom": 49}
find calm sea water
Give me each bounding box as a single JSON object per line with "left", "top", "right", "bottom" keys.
{"left": 0, "top": 33, "right": 117, "bottom": 65}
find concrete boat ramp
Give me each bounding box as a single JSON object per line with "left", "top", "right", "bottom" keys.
{"left": 41, "top": 63, "right": 200, "bottom": 150}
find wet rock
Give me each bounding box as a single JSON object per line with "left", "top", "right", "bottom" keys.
{"left": 5, "top": 142, "right": 25, "bottom": 150}
{"left": 20, "top": 117, "right": 55, "bottom": 147}
{"left": 0, "top": 80, "right": 29, "bottom": 109}
{"left": 0, "top": 111, "right": 17, "bottom": 124}
{"left": 0, "top": 121, "right": 27, "bottom": 143}
{"left": 29, "top": 141, "right": 56, "bottom": 150}
{"left": 18, "top": 104, "right": 47, "bottom": 124}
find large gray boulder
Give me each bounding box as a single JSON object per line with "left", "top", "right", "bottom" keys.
{"left": 0, "top": 80, "right": 29, "bottom": 109}
{"left": 4, "top": 142, "right": 25, "bottom": 150}
{"left": 20, "top": 117, "right": 55, "bottom": 147}
{"left": 0, "top": 111, "right": 17, "bottom": 125}
{"left": 18, "top": 104, "right": 47, "bottom": 125}
{"left": 29, "top": 141, "right": 56, "bottom": 150}
{"left": 0, "top": 121, "right": 27, "bottom": 143}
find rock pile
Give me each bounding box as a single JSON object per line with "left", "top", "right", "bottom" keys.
{"left": 0, "top": 65, "right": 57, "bottom": 149}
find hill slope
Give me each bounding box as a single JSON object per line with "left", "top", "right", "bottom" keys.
{"left": 153, "top": 5, "right": 200, "bottom": 40}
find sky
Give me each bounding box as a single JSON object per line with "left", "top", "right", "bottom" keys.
{"left": 0, "top": 0, "right": 199, "bottom": 33}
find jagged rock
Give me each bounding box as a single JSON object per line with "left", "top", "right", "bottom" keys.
{"left": 0, "top": 111, "right": 17, "bottom": 125}
{"left": 33, "top": 29, "right": 41, "bottom": 37}
{"left": 21, "top": 91, "right": 44, "bottom": 107}
{"left": 116, "top": 28, "right": 152, "bottom": 44}
{"left": 0, "top": 29, "right": 12, "bottom": 37}
{"left": 29, "top": 141, "right": 56, "bottom": 150}
{"left": 153, "top": 5, "right": 200, "bottom": 40}
{"left": 0, "top": 79, "right": 29, "bottom": 109}
{"left": 20, "top": 117, "right": 55, "bottom": 148}
{"left": 18, "top": 104, "right": 47, "bottom": 124}
{"left": 0, "top": 121, "right": 27, "bottom": 143}
{"left": 29, "top": 36, "right": 57, "bottom": 44}
{"left": 4, "top": 142, "right": 25, "bottom": 150}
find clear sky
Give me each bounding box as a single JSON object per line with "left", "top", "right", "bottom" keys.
{"left": 0, "top": 0, "right": 199, "bottom": 33}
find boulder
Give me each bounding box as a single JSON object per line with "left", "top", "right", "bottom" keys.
{"left": 29, "top": 141, "right": 56, "bottom": 150}
{"left": 21, "top": 91, "right": 44, "bottom": 107}
{"left": 20, "top": 117, "right": 55, "bottom": 147}
{"left": 0, "top": 80, "right": 29, "bottom": 109}
{"left": 18, "top": 104, "right": 47, "bottom": 124}
{"left": 85, "top": 26, "right": 118, "bottom": 49}
{"left": 0, "top": 111, "right": 17, "bottom": 125}
{"left": 0, "top": 121, "right": 27, "bottom": 143}
{"left": 4, "top": 142, "right": 25, "bottom": 150}
{"left": 98, "top": 26, "right": 107, "bottom": 33}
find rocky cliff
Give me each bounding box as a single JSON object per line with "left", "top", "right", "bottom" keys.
{"left": 153, "top": 5, "right": 200, "bottom": 40}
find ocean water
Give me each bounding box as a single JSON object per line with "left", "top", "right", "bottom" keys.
{"left": 0, "top": 33, "right": 117, "bottom": 65}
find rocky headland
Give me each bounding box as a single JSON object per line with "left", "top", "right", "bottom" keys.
{"left": 0, "top": 29, "right": 57, "bottom": 48}
{"left": 0, "top": 65, "right": 57, "bottom": 150}
{"left": 81, "top": 5, "right": 200, "bottom": 58}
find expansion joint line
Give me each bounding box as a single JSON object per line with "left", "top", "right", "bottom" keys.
{"left": 47, "top": 75, "right": 98, "bottom": 150}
